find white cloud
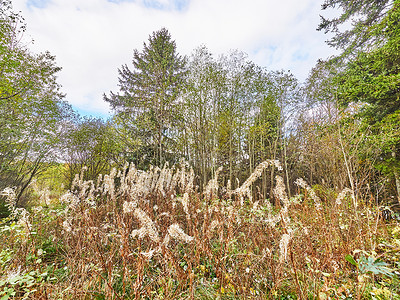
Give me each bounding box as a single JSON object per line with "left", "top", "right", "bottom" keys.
{"left": 12, "top": 0, "right": 338, "bottom": 117}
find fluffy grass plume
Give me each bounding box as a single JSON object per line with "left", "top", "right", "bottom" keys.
{"left": 0, "top": 162, "right": 399, "bottom": 299}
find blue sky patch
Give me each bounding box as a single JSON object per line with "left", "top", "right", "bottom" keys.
{"left": 173, "top": 0, "right": 189, "bottom": 11}
{"left": 292, "top": 51, "right": 309, "bottom": 62}
{"left": 107, "top": 0, "right": 136, "bottom": 4}
{"left": 144, "top": 0, "right": 187, "bottom": 11}
{"left": 107, "top": 0, "right": 190, "bottom": 11}
{"left": 75, "top": 107, "right": 110, "bottom": 119}
{"left": 26, "top": 0, "right": 51, "bottom": 9}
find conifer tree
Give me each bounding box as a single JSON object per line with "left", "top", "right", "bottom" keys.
{"left": 105, "top": 28, "right": 186, "bottom": 167}
{"left": 319, "top": 0, "right": 400, "bottom": 203}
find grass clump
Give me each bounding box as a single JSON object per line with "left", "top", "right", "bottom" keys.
{"left": 1, "top": 161, "right": 399, "bottom": 299}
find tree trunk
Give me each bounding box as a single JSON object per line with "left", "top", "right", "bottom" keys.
{"left": 229, "top": 130, "right": 233, "bottom": 188}
{"left": 283, "top": 136, "right": 291, "bottom": 198}
{"left": 392, "top": 151, "right": 400, "bottom": 205}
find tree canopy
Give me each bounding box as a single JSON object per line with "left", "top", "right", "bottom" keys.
{"left": 0, "top": 0, "right": 72, "bottom": 203}
{"left": 317, "top": 0, "right": 400, "bottom": 203}
{"left": 318, "top": 0, "right": 394, "bottom": 56}
{"left": 104, "top": 28, "right": 186, "bottom": 167}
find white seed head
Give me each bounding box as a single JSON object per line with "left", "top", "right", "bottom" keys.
{"left": 141, "top": 249, "right": 156, "bottom": 260}
{"left": 279, "top": 233, "right": 291, "bottom": 263}
{"left": 63, "top": 219, "right": 72, "bottom": 233}
{"left": 335, "top": 188, "right": 353, "bottom": 205}
{"left": 167, "top": 223, "right": 194, "bottom": 243}
{"left": 1, "top": 187, "right": 17, "bottom": 212}
{"left": 274, "top": 176, "right": 289, "bottom": 206}
{"left": 123, "top": 201, "right": 137, "bottom": 214}
{"left": 132, "top": 208, "right": 159, "bottom": 243}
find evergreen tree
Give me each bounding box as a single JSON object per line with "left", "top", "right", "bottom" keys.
{"left": 319, "top": 0, "right": 400, "bottom": 203}
{"left": 104, "top": 28, "right": 186, "bottom": 167}
{"left": 318, "top": 0, "right": 394, "bottom": 57}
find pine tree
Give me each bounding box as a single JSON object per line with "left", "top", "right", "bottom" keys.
{"left": 319, "top": 0, "right": 400, "bottom": 204}
{"left": 104, "top": 28, "right": 186, "bottom": 167}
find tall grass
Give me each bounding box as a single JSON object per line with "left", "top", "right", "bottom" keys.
{"left": 1, "top": 161, "right": 399, "bottom": 299}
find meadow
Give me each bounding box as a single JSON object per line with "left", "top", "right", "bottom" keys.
{"left": 2, "top": 0, "right": 400, "bottom": 298}
{"left": 1, "top": 161, "right": 399, "bottom": 299}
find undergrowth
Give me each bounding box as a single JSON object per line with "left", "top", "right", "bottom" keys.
{"left": 1, "top": 161, "right": 399, "bottom": 299}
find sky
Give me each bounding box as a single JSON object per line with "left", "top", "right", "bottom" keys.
{"left": 12, "top": 0, "right": 339, "bottom": 118}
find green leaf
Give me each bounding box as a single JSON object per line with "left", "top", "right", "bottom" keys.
{"left": 345, "top": 254, "right": 358, "bottom": 267}
{"left": 358, "top": 256, "right": 394, "bottom": 277}
{"left": 8, "top": 275, "right": 22, "bottom": 285}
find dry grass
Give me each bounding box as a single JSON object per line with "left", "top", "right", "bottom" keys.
{"left": 1, "top": 161, "right": 400, "bottom": 299}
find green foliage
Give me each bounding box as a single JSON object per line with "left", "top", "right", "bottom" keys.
{"left": 321, "top": 1, "right": 400, "bottom": 123}
{"left": 359, "top": 256, "right": 394, "bottom": 277}
{"left": 315, "top": 0, "right": 400, "bottom": 202}
{"left": 318, "top": 0, "right": 393, "bottom": 56}
{"left": 104, "top": 27, "right": 186, "bottom": 168}
{"left": 336, "top": 0, "right": 400, "bottom": 193}
{"left": 0, "top": 1, "right": 73, "bottom": 204}
{"left": 338, "top": 2, "right": 400, "bottom": 122}
{"left": 0, "top": 268, "right": 51, "bottom": 300}
{"left": 0, "top": 201, "right": 10, "bottom": 218}
{"left": 33, "top": 164, "right": 67, "bottom": 202}
{"left": 181, "top": 46, "right": 289, "bottom": 191}
{"left": 61, "top": 117, "right": 117, "bottom": 187}
{"left": 345, "top": 253, "right": 394, "bottom": 277}
{"left": 2, "top": 0, "right": 400, "bottom": 298}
